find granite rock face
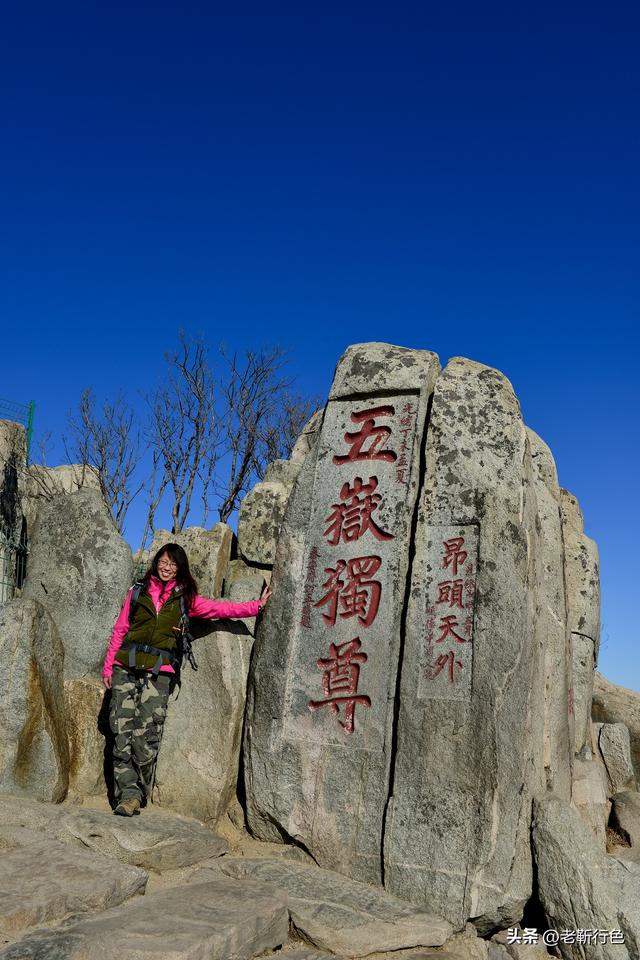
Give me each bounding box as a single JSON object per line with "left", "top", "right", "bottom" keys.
{"left": 237, "top": 479, "right": 291, "bottom": 565}
{"left": 533, "top": 794, "right": 638, "bottom": 960}
{"left": 0, "top": 599, "right": 69, "bottom": 801}
{"left": 21, "top": 489, "right": 132, "bottom": 681}
{"left": 385, "top": 358, "right": 544, "bottom": 931}
{"left": 596, "top": 723, "right": 636, "bottom": 797}
{"left": 212, "top": 857, "right": 451, "bottom": 956}
{"left": 155, "top": 619, "right": 255, "bottom": 823}
{"left": 0, "top": 878, "right": 289, "bottom": 960}
{"left": 560, "top": 488, "right": 600, "bottom": 755}
{"left": 245, "top": 342, "right": 441, "bottom": 883}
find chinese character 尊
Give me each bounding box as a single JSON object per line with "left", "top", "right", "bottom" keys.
{"left": 308, "top": 638, "right": 372, "bottom": 734}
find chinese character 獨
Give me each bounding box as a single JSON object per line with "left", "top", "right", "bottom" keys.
{"left": 436, "top": 579, "right": 465, "bottom": 609}
{"left": 308, "top": 638, "right": 372, "bottom": 734}
{"left": 323, "top": 476, "right": 394, "bottom": 545}
{"left": 442, "top": 537, "right": 467, "bottom": 576}
{"left": 333, "top": 406, "right": 397, "bottom": 464}
{"left": 314, "top": 555, "right": 382, "bottom": 628}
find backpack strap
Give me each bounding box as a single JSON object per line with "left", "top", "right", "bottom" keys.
{"left": 178, "top": 594, "right": 198, "bottom": 672}
{"left": 128, "top": 581, "right": 145, "bottom": 626}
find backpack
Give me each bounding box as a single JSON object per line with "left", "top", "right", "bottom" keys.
{"left": 124, "top": 581, "right": 199, "bottom": 678}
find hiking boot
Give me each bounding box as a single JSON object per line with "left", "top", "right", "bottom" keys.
{"left": 114, "top": 797, "right": 141, "bottom": 817}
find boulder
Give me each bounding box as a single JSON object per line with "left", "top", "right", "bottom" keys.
{"left": 264, "top": 457, "right": 303, "bottom": 491}
{"left": 385, "top": 358, "right": 544, "bottom": 931}
{"left": 0, "top": 878, "right": 289, "bottom": 960}
{"left": 533, "top": 793, "right": 639, "bottom": 960}
{"left": 209, "top": 857, "right": 451, "bottom": 956}
{"left": 136, "top": 523, "right": 233, "bottom": 596}
{"left": 245, "top": 342, "right": 441, "bottom": 883}
{"left": 23, "top": 464, "right": 100, "bottom": 532}
{"left": 611, "top": 791, "right": 640, "bottom": 852}
{"left": 593, "top": 673, "right": 640, "bottom": 779}
{"left": 0, "top": 795, "right": 228, "bottom": 871}
{"left": 0, "top": 599, "right": 69, "bottom": 801}
{"left": 491, "top": 929, "right": 556, "bottom": 958}
{"left": 223, "top": 558, "right": 269, "bottom": 636}
{"left": 527, "top": 429, "right": 573, "bottom": 799}
{"left": 0, "top": 837, "right": 146, "bottom": 937}
{"left": 237, "top": 479, "right": 290, "bottom": 565}
{"left": 290, "top": 408, "right": 324, "bottom": 463}
{"left": 155, "top": 619, "right": 255, "bottom": 823}
{"left": 21, "top": 489, "right": 132, "bottom": 681}
{"left": 597, "top": 723, "right": 636, "bottom": 796}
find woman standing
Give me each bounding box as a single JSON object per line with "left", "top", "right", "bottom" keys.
{"left": 102, "top": 542, "right": 270, "bottom": 816}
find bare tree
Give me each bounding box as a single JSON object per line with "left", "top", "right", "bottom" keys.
{"left": 147, "top": 331, "right": 220, "bottom": 534}
{"left": 254, "top": 392, "right": 321, "bottom": 479}
{"left": 66, "top": 389, "right": 144, "bottom": 532}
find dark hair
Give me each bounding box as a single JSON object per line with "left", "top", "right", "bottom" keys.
{"left": 142, "top": 542, "right": 198, "bottom": 609}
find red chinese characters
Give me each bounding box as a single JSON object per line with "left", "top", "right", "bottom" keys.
{"left": 314, "top": 555, "right": 382, "bottom": 628}
{"left": 308, "top": 638, "right": 372, "bottom": 734}
{"left": 395, "top": 402, "right": 416, "bottom": 484}
{"left": 333, "top": 406, "right": 397, "bottom": 465}
{"left": 323, "top": 477, "right": 394, "bottom": 546}
{"left": 442, "top": 537, "right": 468, "bottom": 576}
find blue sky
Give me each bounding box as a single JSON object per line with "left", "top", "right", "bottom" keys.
{"left": 1, "top": 2, "right": 638, "bottom": 688}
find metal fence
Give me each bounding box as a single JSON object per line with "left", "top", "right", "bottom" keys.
{"left": 0, "top": 397, "right": 35, "bottom": 459}
{"left": 0, "top": 521, "right": 28, "bottom": 604}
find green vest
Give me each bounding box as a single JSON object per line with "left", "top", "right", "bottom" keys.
{"left": 114, "top": 590, "right": 184, "bottom": 671}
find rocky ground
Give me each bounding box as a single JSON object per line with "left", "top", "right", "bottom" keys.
{"left": 0, "top": 795, "right": 548, "bottom": 960}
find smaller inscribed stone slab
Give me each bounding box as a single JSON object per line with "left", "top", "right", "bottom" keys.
{"left": 416, "top": 524, "right": 478, "bottom": 703}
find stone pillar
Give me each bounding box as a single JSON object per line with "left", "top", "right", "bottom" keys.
{"left": 384, "top": 358, "right": 544, "bottom": 931}
{"left": 244, "top": 343, "right": 440, "bottom": 883}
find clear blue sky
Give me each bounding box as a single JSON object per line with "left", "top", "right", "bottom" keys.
{"left": 1, "top": 2, "right": 638, "bottom": 688}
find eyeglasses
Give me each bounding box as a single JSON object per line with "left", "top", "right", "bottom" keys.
{"left": 158, "top": 561, "right": 178, "bottom": 570}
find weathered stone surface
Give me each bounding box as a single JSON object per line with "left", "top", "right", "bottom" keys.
{"left": 24, "top": 464, "right": 100, "bottom": 532}
{"left": 597, "top": 723, "right": 636, "bottom": 796}
{"left": 290, "top": 408, "right": 324, "bottom": 463}
{"left": 264, "top": 457, "right": 303, "bottom": 490}
{"left": 0, "top": 878, "right": 288, "bottom": 960}
{"left": 223, "top": 558, "right": 269, "bottom": 637}
{"left": 210, "top": 857, "right": 451, "bottom": 956}
{"left": 559, "top": 488, "right": 600, "bottom": 755}
{"left": 135, "top": 523, "right": 233, "bottom": 596}
{"left": 571, "top": 633, "right": 596, "bottom": 758}
{"left": 0, "top": 599, "right": 69, "bottom": 801}
{"left": 527, "top": 429, "right": 573, "bottom": 799}
{"left": 237, "top": 479, "right": 290, "bottom": 565}
{"left": 491, "top": 929, "right": 555, "bottom": 958}
{"left": 593, "top": 673, "right": 640, "bottom": 779}
{"left": 65, "top": 678, "right": 106, "bottom": 801}
{"left": 571, "top": 755, "right": 610, "bottom": 849}
{"left": 611, "top": 791, "right": 640, "bottom": 852}
{"left": 533, "top": 794, "right": 639, "bottom": 960}
{"left": 156, "top": 619, "right": 254, "bottom": 822}
{"left": 0, "top": 838, "right": 146, "bottom": 937}
{"left": 0, "top": 795, "right": 228, "bottom": 870}
{"left": 245, "top": 343, "right": 441, "bottom": 883}
{"left": 21, "top": 489, "right": 132, "bottom": 681}
{"left": 385, "top": 358, "right": 544, "bottom": 931}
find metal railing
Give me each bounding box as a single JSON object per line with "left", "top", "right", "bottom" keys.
{"left": 0, "top": 521, "right": 28, "bottom": 604}
{"left": 0, "top": 397, "right": 35, "bottom": 459}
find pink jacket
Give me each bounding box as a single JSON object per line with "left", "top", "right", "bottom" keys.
{"left": 102, "top": 575, "right": 262, "bottom": 678}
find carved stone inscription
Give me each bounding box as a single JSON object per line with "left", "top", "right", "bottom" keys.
{"left": 284, "top": 395, "right": 420, "bottom": 750}
{"left": 418, "top": 524, "right": 478, "bottom": 702}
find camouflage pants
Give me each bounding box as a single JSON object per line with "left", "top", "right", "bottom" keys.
{"left": 109, "top": 665, "right": 173, "bottom": 802}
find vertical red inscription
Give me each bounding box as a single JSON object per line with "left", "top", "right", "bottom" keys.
{"left": 308, "top": 638, "right": 372, "bottom": 734}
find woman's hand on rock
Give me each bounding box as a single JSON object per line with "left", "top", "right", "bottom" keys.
{"left": 103, "top": 676, "right": 112, "bottom": 690}
{"left": 259, "top": 586, "right": 273, "bottom": 609}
